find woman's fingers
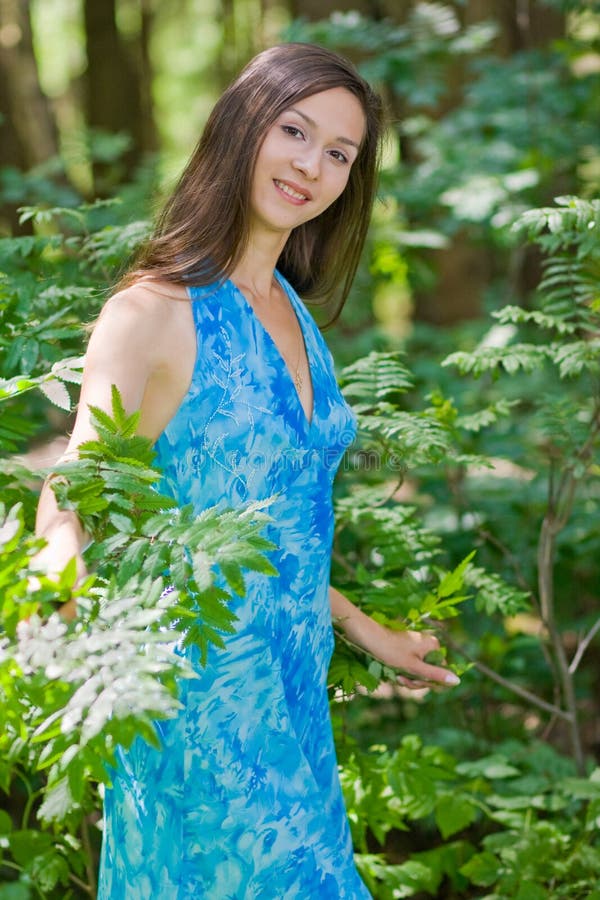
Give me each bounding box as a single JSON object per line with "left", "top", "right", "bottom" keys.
{"left": 415, "top": 660, "right": 460, "bottom": 686}
{"left": 396, "top": 675, "right": 432, "bottom": 690}
{"left": 409, "top": 632, "right": 460, "bottom": 686}
{"left": 396, "top": 665, "right": 459, "bottom": 689}
{"left": 376, "top": 628, "right": 460, "bottom": 687}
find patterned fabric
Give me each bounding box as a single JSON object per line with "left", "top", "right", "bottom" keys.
{"left": 97, "top": 273, "right": 370, "bottom": 898}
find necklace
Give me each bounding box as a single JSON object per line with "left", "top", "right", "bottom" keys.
{"left": 294, "top": 360, "right": 303, "bottom": 394}
{"left": 291, "top": 312, "right": 306, "bottom": 395}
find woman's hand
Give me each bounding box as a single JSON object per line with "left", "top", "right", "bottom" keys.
{"left": 330, "top": 585, "right": 460, "bottom": 689}
{"left": 372, "top": 626, "right": 459, "bottom": 689}
{"left": 28, "top": 550, "right": 87, "bottom": 622}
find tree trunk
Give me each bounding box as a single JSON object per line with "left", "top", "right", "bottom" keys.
{"left": 462, "top": 0, "right": 566, "bottom": 54}
{"left": 216, "top": 0, "right": 237, "bottom": 86}
{"left": 0, "top": 60, "right": 26, "bottom": 234}
{"left": 0, "top": 0, "right": 60, "bottom": 232}
{"left": 83, "top": 0, "right": 156, "bottom": 191}
{"left": 215, "top": 0, "right": 273, "bottom": 89}
{"left": 287, "top": 0, "right": 405, "bottom": 18}
{"left": 0, "top": 0, "right": 59, "bottom": 166}
{"left": 139, "top": 0, "right": 157, "bottom": 156}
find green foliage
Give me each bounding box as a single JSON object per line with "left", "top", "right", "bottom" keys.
{"left": 334, "top": 350, "right": 525, "bottom": 635}
{"left": 342, "top": 352, "right": 455, "bottom": 470}
{"left": 443, "top": 196, "right": 600, "bottom": 511}
{"left": 0, "top": 196, "right": 151, "bottom": 459}
{"left": 286, "top": 6, "right": 497, "bottom": 109}
{"left": 46, "top": 388, "right": 277, "bottom": 657}
{"left": 341, "top": 736, "right": 600, "bottom": 899}
{"left": 446, "top": 197, "right": 600, "bottom": 381}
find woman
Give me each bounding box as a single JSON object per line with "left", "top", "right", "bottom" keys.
{"left": 36, "top": 43, "right": 459, "bottom": 899}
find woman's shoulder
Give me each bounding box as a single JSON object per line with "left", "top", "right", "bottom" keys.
{"left": 75, "top": 277, "right": 196, "bottom": 443}
{"left": 95, "top": 277, "right": 188, "bottom": 336}
{"left": 88, "top": 277, "right": 194, "bottom": 367}
{"left": 103, "top": 276, "right": 189, "bottom": 317}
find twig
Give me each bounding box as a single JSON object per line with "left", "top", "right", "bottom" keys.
{"left": 538, "top": 468, "right": 584, "bottom": 773}
{"left": 80, "top": 815, "right": 97, "bottom": 899}
{"left": 444, "top": 634, "right": 573, "bottom": 723}
{"left": 569, "top": 617, "right": 600, "bottom": 675}
{"left": 68, "top": 872, "right": 93, "bottom": 894}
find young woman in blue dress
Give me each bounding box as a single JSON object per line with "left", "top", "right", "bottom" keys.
{"left": 35, "top": 43, "right": 459, "bottom": 898}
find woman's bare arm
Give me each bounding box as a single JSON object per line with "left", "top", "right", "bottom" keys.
{"left": 329, "top": 585, "right": 460, "bottom": 688}
{"left": 33, "top": 283, "right": 194, "bottom": 613}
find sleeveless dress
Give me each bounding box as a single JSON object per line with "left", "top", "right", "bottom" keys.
{"left": 97, "top": 272, "right": 370, "bottom": 899}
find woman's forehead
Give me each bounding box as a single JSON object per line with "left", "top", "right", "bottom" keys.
{"left": 279, "top": 87, "right": 366, "bottom": 146}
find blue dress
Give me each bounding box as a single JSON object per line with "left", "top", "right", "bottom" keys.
{"left": 98, "top": 273, "right": 370, "bottom": 898}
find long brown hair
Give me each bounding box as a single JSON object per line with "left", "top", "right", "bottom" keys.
{"left": 128, "top": 42, "right": 384, "bottom": 325}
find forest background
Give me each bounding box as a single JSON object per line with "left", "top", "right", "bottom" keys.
{"left": 1, "top": 0, "right": 600, "bottom": 898}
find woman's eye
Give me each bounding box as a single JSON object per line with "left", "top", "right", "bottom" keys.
{"left": 329, "top": 149, "right": 349, "bottom": 164}
{"left": 282, "top": 125, "right": 304, "bottom": 139}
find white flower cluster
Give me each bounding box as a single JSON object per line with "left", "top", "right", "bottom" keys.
{"left": 8, "top": 597, "right": 189, "bottom": 751}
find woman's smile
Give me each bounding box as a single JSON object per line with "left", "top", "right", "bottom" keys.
{"left": 273, "top": 178, "right": 313, "bottom": 204}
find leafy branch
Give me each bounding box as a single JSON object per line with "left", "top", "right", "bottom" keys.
{"left": 0, "top": 386, "right": 276, "bottom": 896}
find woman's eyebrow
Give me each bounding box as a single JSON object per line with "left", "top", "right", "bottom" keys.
{"left": 287, "top": 107, "right": 360, "bottom": 150}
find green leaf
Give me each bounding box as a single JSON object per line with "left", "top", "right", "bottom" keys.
{"left": 0, "top": 809, "right": 12, "bottom": 834}
{"left": 108, "top": 512, "right": 136, "bottom": 534}
{"left": 456, "top": 755, "right": 520, "bottom": 779}
{"left": 391, "top": 859, "right": 440, "bottom": 894}
{"left": 27, "top": 849, "right": 70, "bottom": 892}
{"left": 515, "top": 883, "right": 549, "bottom": 900}
{"left": 8, "top": 830, "right": 54, "bottom": 866}
{"left": 435, "top": 793, "right": 478, "bottom": 839}
{"left": 560, "top": 774, "right": 600, "bottom": 800}
{"left": 460, "top": 850, "right": 500, "bottom": 887}
{"left": 219, "top": 560, "right": 245, "bottom": 595}
{"left": 341, "top": 351, "right": 414, "bottom": 404}
{"left": 443, "top": 344, "right": 548, "bottom": 377}
{"left": 39, "top": 378, "right": 71, "bottom": 411}
{"left": 86, "top": 403, "right": 119, "bottom": 435}
{"left": 329, "top": 639, "right": 380, "bottom": 694}
{"left": 437, "top": 551, "right": 476, "bottom": 599}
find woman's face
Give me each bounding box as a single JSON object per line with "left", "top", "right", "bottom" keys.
{"left": 248, "top": 86, "right": 366, "bottom": 240}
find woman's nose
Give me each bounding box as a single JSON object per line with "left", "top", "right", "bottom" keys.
{"left": 292, "top": 149, "right": 320, "bottom": 181}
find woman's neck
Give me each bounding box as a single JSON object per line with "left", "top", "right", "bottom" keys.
{"left": 230, "top": 229, "right": 289, "bottom": 300}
